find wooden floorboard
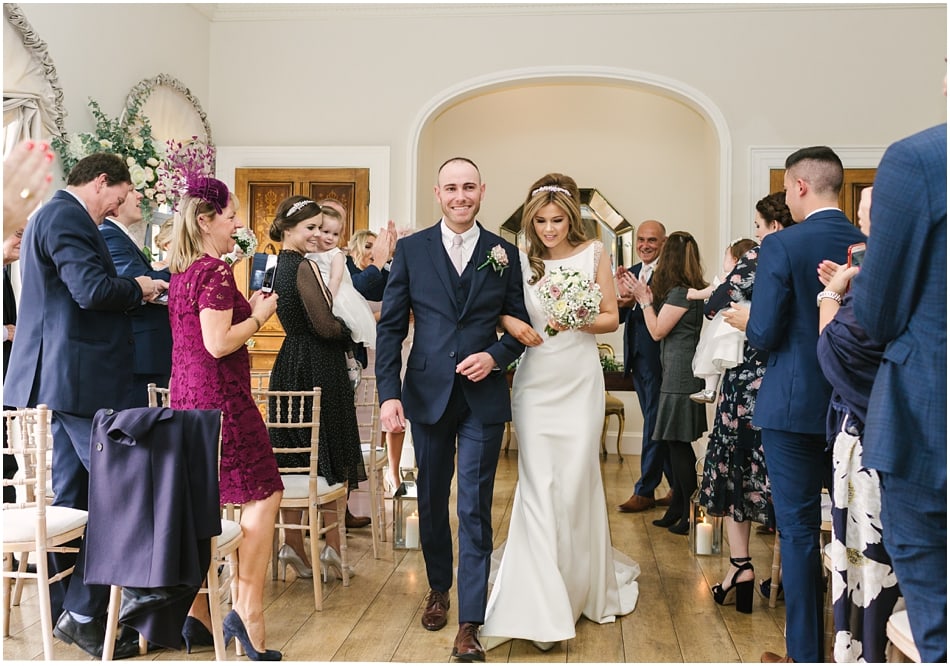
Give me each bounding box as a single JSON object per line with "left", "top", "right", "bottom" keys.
{"left": 3, "top": 452, "right": 789, "bottom": 662}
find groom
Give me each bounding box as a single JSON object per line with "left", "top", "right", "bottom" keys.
{"left": 377, "top": 157, "right": 528, "bottom": 662}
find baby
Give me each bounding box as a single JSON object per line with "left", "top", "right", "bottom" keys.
{"left": 305, "top": 205, "right": 377, "bottom": 350}
{"left": 687, "top": 238, "right": 757, "bottom": 403}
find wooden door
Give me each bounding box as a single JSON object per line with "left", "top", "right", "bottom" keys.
{"left": 769, "top": 167, "right": 875, "bottom": 226}
{"left": 233, "top": 166, "right": 370, "bottom": 373}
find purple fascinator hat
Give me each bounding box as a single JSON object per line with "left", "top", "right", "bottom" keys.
{"left": 186, "top": 175, "right": 230, "bottom": 214}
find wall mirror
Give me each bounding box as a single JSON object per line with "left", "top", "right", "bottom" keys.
{"left": 501, "top": 188, "right": 634, "bottom": 274}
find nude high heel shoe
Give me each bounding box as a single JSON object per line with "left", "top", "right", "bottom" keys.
{"left": 319, "top": 545, "right": 355, "bottom": 582}
{"left": 277, "top": 544, "right": 313, "bottom": 580}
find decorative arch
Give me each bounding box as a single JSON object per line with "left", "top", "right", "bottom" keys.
{"left": 407, "top": 65, "right": 733, "bottom": 252}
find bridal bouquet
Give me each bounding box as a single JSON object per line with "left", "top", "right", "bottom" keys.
{"left": 223, "top": 227, "right": 258, "bottom": 265}
{"left": 535, "top": 267, "right": 602, "bottom": 336}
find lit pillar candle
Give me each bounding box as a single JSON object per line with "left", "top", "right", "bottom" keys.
{"left": 696, "top": 521, "right": 713, "bottom": 555}
{"left": 405, "top": 511, "right": 420, "bottom": 549}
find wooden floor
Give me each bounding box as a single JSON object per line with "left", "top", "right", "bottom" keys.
{"left": 4, "top": 451, "right": 789, "bottom": 662}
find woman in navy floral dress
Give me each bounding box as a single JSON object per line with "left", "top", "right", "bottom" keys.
{"left": 699, "top": 192, "right": 794, "bottom": 613}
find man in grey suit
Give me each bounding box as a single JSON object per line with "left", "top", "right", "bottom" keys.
{"left": 4, "top": 153, "right": 166, "bottom": 659}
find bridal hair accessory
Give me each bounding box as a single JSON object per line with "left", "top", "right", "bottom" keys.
{"left": 531, "top": 185, "right": 571, "bottom": 197}
{"left": 186, "top": 174, "right": 229, "bottom": 214}
{"left": 286, "top": 200, "right": 318, "bottom": 218}
{"left": 477, "top": 244, "right": 509, "bottom": 276}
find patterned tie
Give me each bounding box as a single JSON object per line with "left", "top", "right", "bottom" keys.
{"left": 450, "top": 234, "right": 464, "bottom": 275}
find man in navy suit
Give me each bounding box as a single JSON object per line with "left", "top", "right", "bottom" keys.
{"left": 100, "top": 189, "right": 172, "bottom": 406}
{"left": 376, "top": 157, "right": 528, "bottom": 662}
{"left": 851, "top": 120, "right": 947, "bottom": 662}
{"left": 749, "top": 147, "right": 866, "bottom": 663}
{"left": 616, "top": 220, "right": 673, "bottom": 512}
{"left": 4, "top": 153, "right": 167, "bottom": 659}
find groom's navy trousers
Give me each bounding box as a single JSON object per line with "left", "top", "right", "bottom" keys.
{"left": 413, "top": 381, "right": 505, "bottom": 624}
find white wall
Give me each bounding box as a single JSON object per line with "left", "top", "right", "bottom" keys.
{"left": 13, "top": 3, "right": 211, "bottom": 165}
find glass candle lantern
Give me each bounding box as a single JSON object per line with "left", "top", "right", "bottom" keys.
{"left": 689, "top": 489, "right": 723, "bottom": 556}
{"left": 392, "top": 478, "right": 421, "bottom": 550}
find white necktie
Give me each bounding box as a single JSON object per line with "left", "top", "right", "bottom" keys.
{"left": 450, "top": 234, "right": 464, "bottom": 275}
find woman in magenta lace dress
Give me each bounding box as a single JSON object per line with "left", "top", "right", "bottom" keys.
{"left": 168, "top": 176, "right": 284, "bottom": 660}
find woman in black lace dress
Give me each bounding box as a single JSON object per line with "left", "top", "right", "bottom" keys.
{"left": 267, "top": 196, "right": 366, "bottom": 579}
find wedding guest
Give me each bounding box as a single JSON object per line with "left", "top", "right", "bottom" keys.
{"left": 150, "top": 218, "right": 174, "bottom": 270}
{"left": 816, "top": 186, "right": 899, "bottom": 661}
{"left": 697, "top": 192, "right": 795, "bottom": 615}
{"left": 267, "top": 196, "right": 368, "bottom": 577}
{"left": 616, "top": 220, "right": 673, "bottom": 513}
{"left": 851, "top": 114, "right": 947, "bottom": 662}
{"left": 626, "top": 231, "right": 708, "bottom": 535}
{"left": 748, "top": 146, "right": 865, "bottom": 663}
{"left": 483, "top": 173, "right": 638, "bottom": 653}
{"left": 3, "top": 138, "right": 54, "bottom": 237}
{"left": 306, "top": 205, "right": 377, "bottom": 350}
{"left": 101, "top": 188, "right": 173, "bottom": 406}
{"left": 4, "top": 153, "right": 166, "bottom": 659}
{"left": 167, "top": 176, "right": 284, "bottom": 660}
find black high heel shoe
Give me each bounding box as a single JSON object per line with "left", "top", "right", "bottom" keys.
{"left": 712, "top": 556, "right": 755, "bottom": 613}
{"left": 182, "top": 616, "right": 215, "bottom": 654}
{"left": 222, "top": 610, "right": 282, "bottom": 661}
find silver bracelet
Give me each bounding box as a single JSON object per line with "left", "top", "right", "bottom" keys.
{"left": 816, "top": 290, "right": 842, "bottom": 307}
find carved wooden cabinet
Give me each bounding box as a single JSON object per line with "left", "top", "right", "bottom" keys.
{"left": 233, "top": 167, "right": 369, "bottom": 371}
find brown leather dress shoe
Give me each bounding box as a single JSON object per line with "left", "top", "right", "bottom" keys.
{"left": 452, "top": 622, "right": 485, "bottom": 662}
{"left": 761, "top": 651, "right": 794, "bottom": 662}
{"left": 421, "top": 589, "right": 450, "bottom": 631}
{"left": 617, "top": 494, "right": 655, "bottom": 513}
{"left": 656, "top": 489, "right": 674, "bottom": 507}
{"left": 345, "top": 509, "right": 371, "bottom": 529}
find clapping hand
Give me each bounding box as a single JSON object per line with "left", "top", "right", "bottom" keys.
{"left": 817, "top": 259, "right": 859, "bottom": 295}
{"left": 630, "top": 278, "right": 652, "bottom": 307}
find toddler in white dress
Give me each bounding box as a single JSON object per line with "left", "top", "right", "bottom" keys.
{"left": 687, "top": 239, "right": 757, "bottom": 403}
{"left": 305, "top": 206, "right": 377, "bottom": 349}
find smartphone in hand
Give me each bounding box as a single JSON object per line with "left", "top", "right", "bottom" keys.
{"left": 847, "top": 242, "right": 866, "bottom": 268}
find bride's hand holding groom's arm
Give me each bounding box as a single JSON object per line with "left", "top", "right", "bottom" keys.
{"left": 499, "top": 315, "right": 543, "bottom": 347}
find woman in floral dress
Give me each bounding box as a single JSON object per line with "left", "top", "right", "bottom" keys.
{"left": 699, "top": 192, "right": 794, "bottom": 613}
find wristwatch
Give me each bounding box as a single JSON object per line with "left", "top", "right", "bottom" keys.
{"left": 816, "top": 290, "right": 842, "bottom": 307}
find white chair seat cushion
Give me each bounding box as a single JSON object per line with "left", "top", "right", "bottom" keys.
{"left": 4, "top": 506, "right": 88, "bottom": 543}
{"left": 218, "top": 519, "right": 242, "bottom": 548}
{"left": 361, "top": 445, "right": 385, "bottom": 466}
{"left": 280, "top": 474, "right": 345, "bottom": 499}
{"left": 887, "top": 610, "right": 921, "bottom": 662}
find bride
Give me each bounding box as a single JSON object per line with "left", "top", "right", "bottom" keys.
{"left": 481, "top": 173, "right": 640, "bottom": 653}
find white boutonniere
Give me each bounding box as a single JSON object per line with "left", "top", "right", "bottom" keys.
{"left": 477, "top": 244, "right": 509, "bottom": 276}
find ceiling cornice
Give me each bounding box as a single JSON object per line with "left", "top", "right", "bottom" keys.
{"left": 195, "top": 3, "right": 939, "bottom": 23}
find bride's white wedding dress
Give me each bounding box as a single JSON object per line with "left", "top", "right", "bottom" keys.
{"left": 480, "top": 241, "right": 639, "bottom": 649}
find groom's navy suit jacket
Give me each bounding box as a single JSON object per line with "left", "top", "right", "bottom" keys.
{"left": 99, "top": 219, "right": 172, "bottom": 378}
{"left": 376, "top": 221, "right": 528, "bottom": 425}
